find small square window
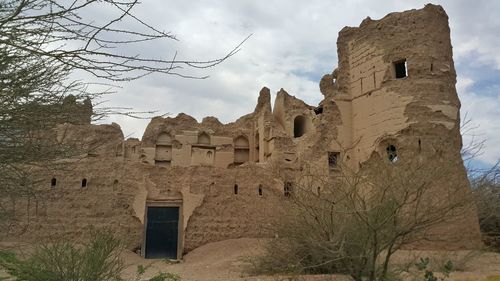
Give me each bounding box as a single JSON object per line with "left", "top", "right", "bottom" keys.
{"left": 328, "top": 152, "right": 339, "bottom": 168}
{"left": 386, "top": 145, "right": 398, "bottom": 163}
{"left": 394, "top": 60, "right": 407, "bottom": 79}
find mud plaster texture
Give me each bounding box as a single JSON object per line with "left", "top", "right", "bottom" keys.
{"left": 0, "top": 4, "right": 482, "bottom": 257}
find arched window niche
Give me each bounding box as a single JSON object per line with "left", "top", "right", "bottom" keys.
{"left": 198, "top": 132, "right": 210, "bottom": 145}
{"left": 234, "top": 135, "right": 250, "bottom": 165}
{"left": 293, "top": 115, "right": 307, "bottom": 138}
{"left": 155, "top": 132, "right": 173, "bottom": 166}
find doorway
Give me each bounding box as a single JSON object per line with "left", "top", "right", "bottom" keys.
{"left": 144, "top": 206, "right": 179, "bottom": 259}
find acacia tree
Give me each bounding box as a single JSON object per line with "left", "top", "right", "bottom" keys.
{"left": 251, "top": 150, "right": 474, "bottom": 281}
{"left": 0, "top": 0, "right": 246, "bottom": 225}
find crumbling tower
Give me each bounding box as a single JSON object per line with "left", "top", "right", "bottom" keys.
{"left": 316, "top": 4, "right": 481, "bottom": 248}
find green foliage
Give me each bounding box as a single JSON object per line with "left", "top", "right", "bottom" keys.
{"left": 133, "top": 264, "right": 181, "bottom": 281}
{"left": 0, "top": 230, "right": 124, "bottom": 281}
{"left": 136, "top": 264, "right": 149, "bottom": 276}
{"left": 470, "top": 164, "right": 500, "bottom": 252}
{"left": 148, "top": 272, "right": 181, "bottom": 281}
{"left": 414, "top": 257, "right": 453, "bottom": 281}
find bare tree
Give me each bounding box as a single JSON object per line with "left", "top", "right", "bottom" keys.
{"left": 460, "top": 113, "right": 500, "bottom": 251}
{"left": 1, "top": 0, "right": 247, "bottom": 81}
{"left": 0, "top": 0, "right": 248, "bottom": 226}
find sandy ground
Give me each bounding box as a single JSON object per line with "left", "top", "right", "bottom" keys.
{"left": 1, "top": 238, "right": 499, "bottom": 280}
{"left": 120, "top": 238, "right": 500, "bottom": 281}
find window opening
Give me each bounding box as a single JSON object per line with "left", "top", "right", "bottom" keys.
{"left": 394, "top": 60, "right": 407, "bottom": 79}
{"left": 81, "top": 178, "right": 87, "bottom": 188}
{"left": 234, "top": 184, "right": 238, "bottom": 195}
{"left": 294, "top": 115, "right": 307, "bottom": 138}
{"left": 51, "top": 178, "right": 57, "bottom": 188}
{"left": 328, "top": 152, "right": 339, "bottom": 168}
{"left": 254, "top": 132, "right": 260, "bottom": 162}
{"left": 258, "top": 185, "right": 263, "bottom": 196}
{"left": 284, "top": 182, "right": 292, "bottom": 198}
{"left": 386, "top": 145, "right": 398, "bottom": 163}
{"left": 314, "top": 106, "right": 323, "bottom": 115}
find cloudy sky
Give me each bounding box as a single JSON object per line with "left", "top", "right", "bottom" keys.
{"left": 93, "top": 0, "right": 499, "bottom": 168}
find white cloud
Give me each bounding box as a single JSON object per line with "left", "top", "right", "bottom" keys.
{"left": 458, "top": 76, "right": 500, "bottom": 165}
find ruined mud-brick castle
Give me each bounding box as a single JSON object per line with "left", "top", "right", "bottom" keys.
{"left": 1, "top": 4, "right": 482, "bottom": 259}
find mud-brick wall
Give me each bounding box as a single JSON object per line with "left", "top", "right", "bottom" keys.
{"left": 182, "top": 165, "right": 287, "bottom": 252}
{"left": 0, "top": 159, "right": 146, "bottom": 248}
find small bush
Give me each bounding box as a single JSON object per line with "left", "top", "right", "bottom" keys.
{"left": 0, "top": 230, "right": 124, "bottom": 281}
{"left": 148, "top": 272, "right": 181, "bottom": 281}
{"left": 133, "top": 264, "right": 181, "bottom": 281}
{"left": 471, "top": 166, "right": 500, "bottom": 252}
{"left": 414, "top": 257, "right": 453, "bottom": 281}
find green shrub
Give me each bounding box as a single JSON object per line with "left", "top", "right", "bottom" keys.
{"left": 0, "top": 230, "right": 124, "bottom": 281}
{"left": 148, "top": 272, "right": 181, "bottom": 281}
{"left": 414, "top": 257, "right": 453, "bottom": 281}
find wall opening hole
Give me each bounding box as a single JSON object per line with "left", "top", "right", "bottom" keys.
{"left": 394, "top": 60, "right": 407, "bottom": 79}
{"left": 386, "top": 145, "right": 398, "bottom": 163}
{"left": 51, "top": 178, "right": 57, "bottom": 188}
{"left": 234, "top": 184, "right": 238, "bottom": 195}
{"left": 314, "top": 106, "right": 323, "bottom": 115}
{"left": 430, "top": 63, "right": 434, "bottom": 72}
{"left": 258, "top": 185, "right": 263, "bottom": 196}
{"left": 317, "top": 186, "right": 321, "bottom": 194}
{"left": 418, "top": 139, "right": 421, "bottom": 152}
{"left": 293, "top": 115, "right": 307, "bottom": 138}
{"left": 328, "top": 152, "right": 339, "bottom": 168}
{"left": 284, "top": 182, "right": 292, "bottom": 198}
{"left": 254, "top": 132, "right": 260, "bottom": 162}
{"left": 81, "top": 178, "right": 87, "bottom": 188}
